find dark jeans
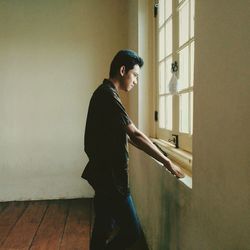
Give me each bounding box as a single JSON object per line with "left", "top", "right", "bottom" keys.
{"left": 90, "top": 193, "right": 141, "bottom": 250}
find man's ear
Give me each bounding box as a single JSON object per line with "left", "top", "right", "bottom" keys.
{"left": 120, "top": 65, "right": 126, "bottom": 76}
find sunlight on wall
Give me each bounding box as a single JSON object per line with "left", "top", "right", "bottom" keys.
{"left": 0, "top": 0, "right": 129, "bottom": 201}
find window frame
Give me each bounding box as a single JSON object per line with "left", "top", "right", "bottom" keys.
{"left": 155, "top": 0, "right": 195, "bottom": 153}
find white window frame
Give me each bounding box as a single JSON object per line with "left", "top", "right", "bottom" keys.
{"left": 155, "top": 0, "right": 195, "bottom": 153}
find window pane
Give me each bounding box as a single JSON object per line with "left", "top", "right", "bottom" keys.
{"left": 178, "top": 46, "right": 189, "bottom": 90}
{"left": 159, "top": 0, "right": 165, "bottom": 27}
{"left": 165, "top": 0, "right": 172, "bottom": 19}
{"left": 166, "top": 95, "right": 173, "bottom": 130}
{"left": 159, "top": 96, "right": 165, "bottom": 128}
{"left": 159, "top": 27, "right": 165, "bottom": 61}
{"left": 159, "top": 61, "right": 165, "bottom": 94}
{"left": 179, "top": 92, "right": 189, "bottom": 133}
{"left": 190, "top": 0, "right": 195, "bottom": 38}
{"left": 190, "top": 42, "right": 194, "bottom": 86}
{"left": 179, "top": 1, "right": 189, "bottom": 46}
{"left": 165, "top": 19, "right": 173, "bottom": 56}
{"left": 165, "top": 56, "right": 172, "bottom": 93}
{"left": 190, "top": 91, "right": 193, "bottom": 134}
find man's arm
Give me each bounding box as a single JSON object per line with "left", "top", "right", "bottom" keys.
{"left": 126, "top": 123, "right": 185, "bottom": 178}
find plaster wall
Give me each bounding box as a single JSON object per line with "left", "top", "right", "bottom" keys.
{"left": 129, "top": 0, "right": 250, "bottom": 249}
{"left": 0, "top": 0, "right": 128, "bottom": 201}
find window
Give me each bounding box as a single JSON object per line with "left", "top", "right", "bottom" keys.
{"left": 156, "top": 0, "right": 195, "bottom": 153}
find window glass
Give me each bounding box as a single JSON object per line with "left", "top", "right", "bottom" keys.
{"left": 159, "top": 0, "right": 165, "bottom": 27}
{"left": 179, "top": 92, "right": 189, "bottom": 133}
{"left": 166, "top": 95, "right": 173, "bottom": 130}
{"left": 190, "top": 42, "right": 194, "bottom": 86}
{"left": 165, "top": 0, "right": 172, "bottom": 19}
{"left": 190, "top": 0, "right": 195, "bottom": 38}
{"left": 190, "top": 91, "right": 193, "bottom": 134}
{"left": 165, "top": 56, "right": 172, "bottom": 93}
{"left": 159, "top": 61, "right": 165, "bottom": 94}
{"left": 179, "top": 1, "right": 189, "bottom": 46}
{"left": 178, "top": 46, "right": 189, "bottom": 90}
{"left": 159, "top": 27, "right": 165, "bottom": 60}
{"left": 165, "top": 19, "right": 173, "bottom": 56}
{"left": 159, "top": 96, "right": 165, "bottom": 128}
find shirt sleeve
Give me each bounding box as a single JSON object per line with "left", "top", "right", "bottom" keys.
{"left": 109, "top": 91, "right": 132, "bottom": 128}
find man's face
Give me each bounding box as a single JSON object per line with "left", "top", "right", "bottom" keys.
{"left": 120, "top": 65, "right": 140, "bottom": 92}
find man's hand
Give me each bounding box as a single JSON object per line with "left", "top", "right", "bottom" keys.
{"left": 163, "top": 160, "right": 185, "bottom": 179}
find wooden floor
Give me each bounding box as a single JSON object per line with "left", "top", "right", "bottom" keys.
{"left": 0, "top": 199, "right": 148, "bottom": 250}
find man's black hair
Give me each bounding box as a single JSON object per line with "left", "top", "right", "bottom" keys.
{"left": 109, "top": 49, "right": 144, "bottom": 78}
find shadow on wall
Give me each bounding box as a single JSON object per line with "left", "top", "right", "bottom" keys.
{"left": 129, "top": 147, "right": 192, "bottom": 250}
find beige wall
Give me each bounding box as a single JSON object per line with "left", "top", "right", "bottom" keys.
{"left": 0, "top": 0, "right": 128, "bottom": 201}
{"left": 129, "top": 0, "right": 250, "bottom": 249}
{"left": 127, "top": 0, "right": 139, "bottom": 126}
{"left": 127, "top": 0, "right": 154, "bottom": 133}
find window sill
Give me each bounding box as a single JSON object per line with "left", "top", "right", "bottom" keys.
{"left": 151, "top": 138, "right": 192, "bottom": 188}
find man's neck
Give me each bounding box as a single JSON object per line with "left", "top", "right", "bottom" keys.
{"left": 108, "top": 77, "right": 120, "bottom": 92}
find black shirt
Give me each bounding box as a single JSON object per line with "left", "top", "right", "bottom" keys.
{"left": 82, "top": 79, "right": 131, "bottom": 198}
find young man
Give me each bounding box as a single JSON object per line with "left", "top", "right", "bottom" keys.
{"left": 82, "top": 50, "right": 185, "bottom": 250}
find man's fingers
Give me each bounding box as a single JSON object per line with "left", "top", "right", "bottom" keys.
{"left": 171, "top": 168, "right": 185, "bottom": 178}
{"left": 164, "top": 163, "right": 185, "bottom": 179}
{"left": 176, "top": 170, "right": 185, "bottom": 178}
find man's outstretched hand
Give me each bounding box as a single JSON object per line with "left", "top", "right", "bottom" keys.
{"left": 164, "top": 160, "right": 185, "bottom": 178}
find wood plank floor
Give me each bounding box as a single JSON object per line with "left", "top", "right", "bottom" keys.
{"left": 0, "top": 199, "right": 148, "bottom": 250}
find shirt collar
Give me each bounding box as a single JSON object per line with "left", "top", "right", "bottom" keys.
{"left": 103, "top": 79, "right": 118, "bottom": 94}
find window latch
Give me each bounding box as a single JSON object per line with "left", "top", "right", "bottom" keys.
{"left": 154, "top": 3, "right": 159, "bottom": 18}
{"left": 168, "top": 134, "right": 179, "bottom": 148}
{"left": 154, "top": 111, "right": 158, "bottom": 122}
